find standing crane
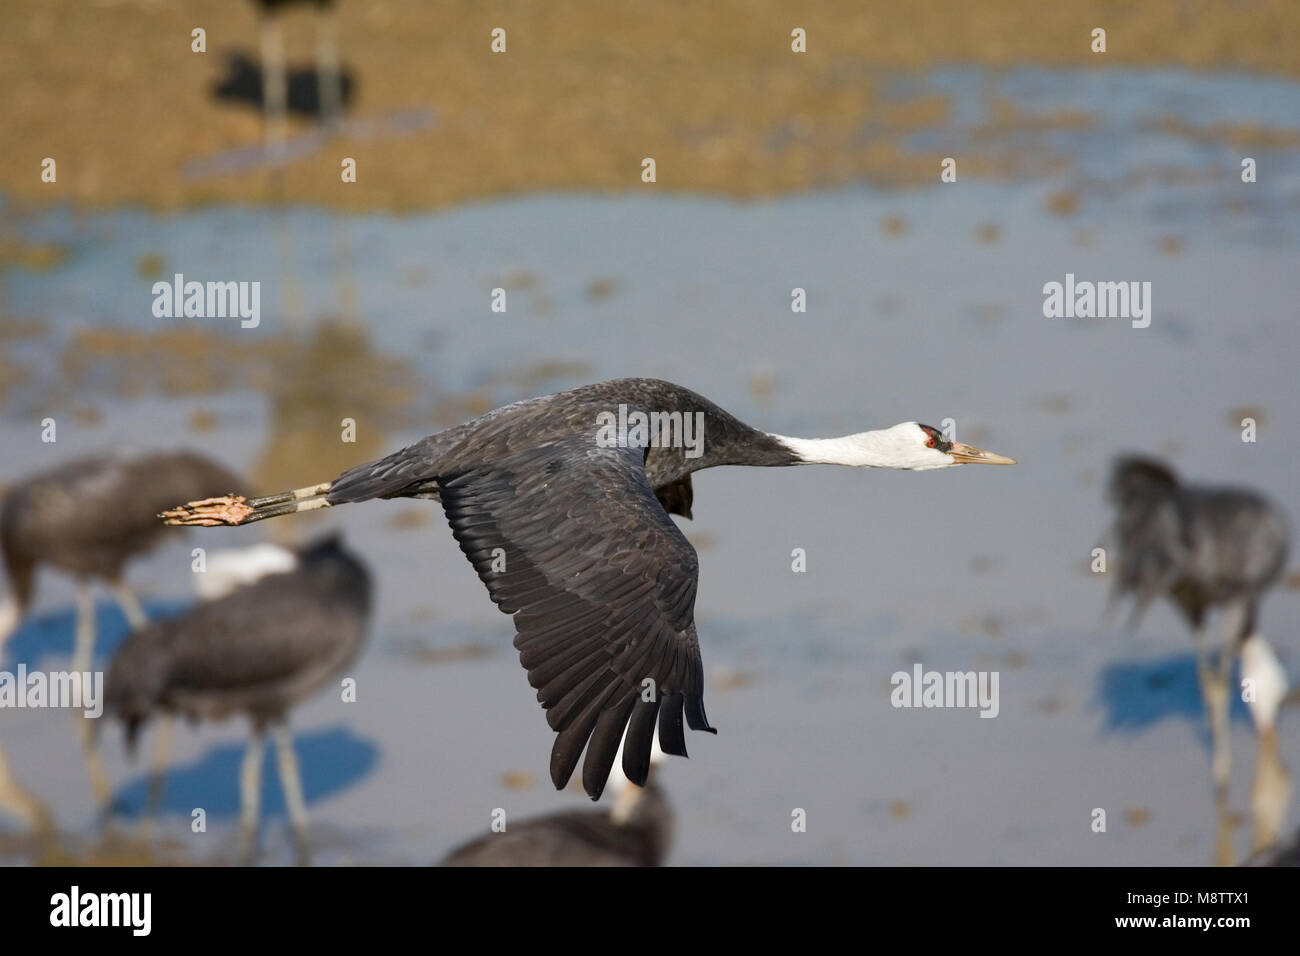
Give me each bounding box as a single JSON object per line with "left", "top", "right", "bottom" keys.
{"left": 103, "top": 534, "right": 370, "bottom": 864}
{"left": 251, "top": 0, "right": 343, "bottom": 165}
{"left": 0, "top": 452, "right": 241, "bottom": 805}
{"left": 1105, "top": 456, "right": 1291, "bottom": 850}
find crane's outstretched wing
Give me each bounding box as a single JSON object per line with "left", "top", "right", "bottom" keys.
{"left": 437, "top": 437, "right": 714, "bottom": 799}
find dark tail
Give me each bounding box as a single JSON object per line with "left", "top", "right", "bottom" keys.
{"left": 326, "top": 441, "right": 439, "bottom": 504}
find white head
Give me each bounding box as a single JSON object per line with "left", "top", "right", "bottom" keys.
{"left": 773, "top": 422, "right": 1016, "bottom": 470}
{"left": 1241, "top": 634, "right": 1289, "bottom": 733}
{"left": 195, "top": 543, "right": 299, "bottom": 601}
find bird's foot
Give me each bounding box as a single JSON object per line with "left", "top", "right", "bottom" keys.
{"left": 160, "top": 496, "right": 254, "bottom": 527}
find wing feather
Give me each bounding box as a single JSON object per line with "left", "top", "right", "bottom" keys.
{"left": 438, "top": 438, "right": 713, "bottom": 799}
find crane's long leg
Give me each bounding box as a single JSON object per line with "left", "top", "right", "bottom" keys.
{"left": 1194, "top": 623, "right": 1236, "bottom": 864}
{"left": 1210, "top": 602, "right": 1255, "bottom": 805}
{"left": 315, "top": 2, "right": 342, "bottom": 130}
{"left": 1249, "top": 725, "right": 1291, "bottom": 853}
{"left": 71, "top": 581, "right": 96, "bottom": 678}
{"left": 110, "top": 581, "right": 148, "bottom": 632}
{"left": 139, "top": 715, "right": 174, "bottom": 841}
{"left": 111, "top": 575, "right": 153, "bottom": 823}
{"left": 161, "top": 483, "right": 333, "bottom": 527}
{"left": 273, "top": 721, "right": 311, "bottom": 865}
{"left": 1192, "top": 623, "right": 1231, "bottom": 805}
{"left": 0, "top": 742, "right": 52, "bottom": 834}
{"left": 71, "top": 583, "right": 112, "bottom": 808}
{"left": 1206, "top": 675, "right": 1232, "bottom": 806}
{"left": 260, "top": 14, "right": 288, "bottom": 169}
{"left": 238, "top": 730, "right": 265, "bottom": 865}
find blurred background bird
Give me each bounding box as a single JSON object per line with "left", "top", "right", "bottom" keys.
{"left": 1104, "top": 456, "right": 1292, "bottom": 858}
{"left": 441, "top": 741, "right": 671, "bottom": 867}
{"left": 112, "top": 540, "right": 301, "bottom": 841}
{"left": 0, "top": 451, "right": 242, "bottom": 805}
{"left": 251, "top": 0, "right": 345, "bottom": 161}
{"left": 193, "top": 542, "right": 299, "bottom": 601}
{"left": 102, "top": 534, "right": 369, "bottom": 864}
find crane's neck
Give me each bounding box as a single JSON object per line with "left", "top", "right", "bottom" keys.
{"left": 1241, "top": 635, "right": 1288, "bottom": 733}
{"left": 768, "top": 427, "right": 928, "bottom": 469}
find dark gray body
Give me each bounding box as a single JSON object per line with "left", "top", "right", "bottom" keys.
{"left": 440, "top": 780, "right": 672, "bottom": 867}
{"left": 106, "top": 536, "right": 371, "bottom": 745}
{"left": 328, "top": 378, "right": 797, "bottom": 510}
{"left": 1, "top": 452, "right": 241, "bottom": 615}
{"left": 324, "top": 379, "right": 798, "bottom": 799}
{"left": 1108, "top": 457, "right": 1291, "bottom": 641}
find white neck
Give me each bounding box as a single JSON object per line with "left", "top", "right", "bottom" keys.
{"left": 769, "top": 424, "right": 950, "bottom": 470}
{"left": 771, "top": 434, "right": 881, "bottom": 466}
{"left": 1241, "top": 634, "right": 1288, "bottom": 732}
{"left": 608, "top": 733, "right": 665, "bottom": 822}
{"left": 196, "top": 544, "right": 299, "bottom": 601}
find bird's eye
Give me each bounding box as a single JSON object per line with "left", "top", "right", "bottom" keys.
{"left": 926, "top": 437, "right": 937, "bottom": 448}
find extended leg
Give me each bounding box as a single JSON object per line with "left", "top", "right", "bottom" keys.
{"left": 1198, "top": 622, "right": 1235, "bottom": 865}
{"left": 1207, "top": 600, "right": 1257, "bottom": 805}
{"left": 161, "top": 483, "right": 333, "bottom": 527}
{"left": 1249, "top": 727, "right": 1291, "bottom": 854}
{"left": 72, "top": 583, "right": 111, "bottom": 807}
{"left": 238, "top": 730, "right": 265, "bottom": 865}
{"left": 315, "top": 2, "right": 342, "bottom": 129}
{"left": 1207, "top": 657, "right": 1233, "bottom": 804}
{"left": 110, "top": 581, "right": 148, "bottom": 632}
{"left": 71, "top": 581, "right": 96, "bottom": 677}
{"left": 0, "top": 742, "right": 52, "bottom": 834}
{"left": 1192, "top": 621, "right": 1231, "bottom": 804}
{"left": 1211, "top": 798, "right": 1235, "bottom": 868}
{"left": 273, "top": 721, "right": 310, "bottom": 865}
{"left": 139, "top": 715, "right": 174, "bottom": 840}
{"left": 260, "top": 14, "right": 288, "bottom": 167}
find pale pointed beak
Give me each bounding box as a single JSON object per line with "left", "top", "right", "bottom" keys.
{"left": 948, "top": 442, "right": 1016, "bottom": 465}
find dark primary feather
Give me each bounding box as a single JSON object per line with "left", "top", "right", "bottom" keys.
{"left": 106, "top": 535, "right": 370, "bottom": 739}
{"left": 438, "top": 436, "right": 714, "bottom": 800}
